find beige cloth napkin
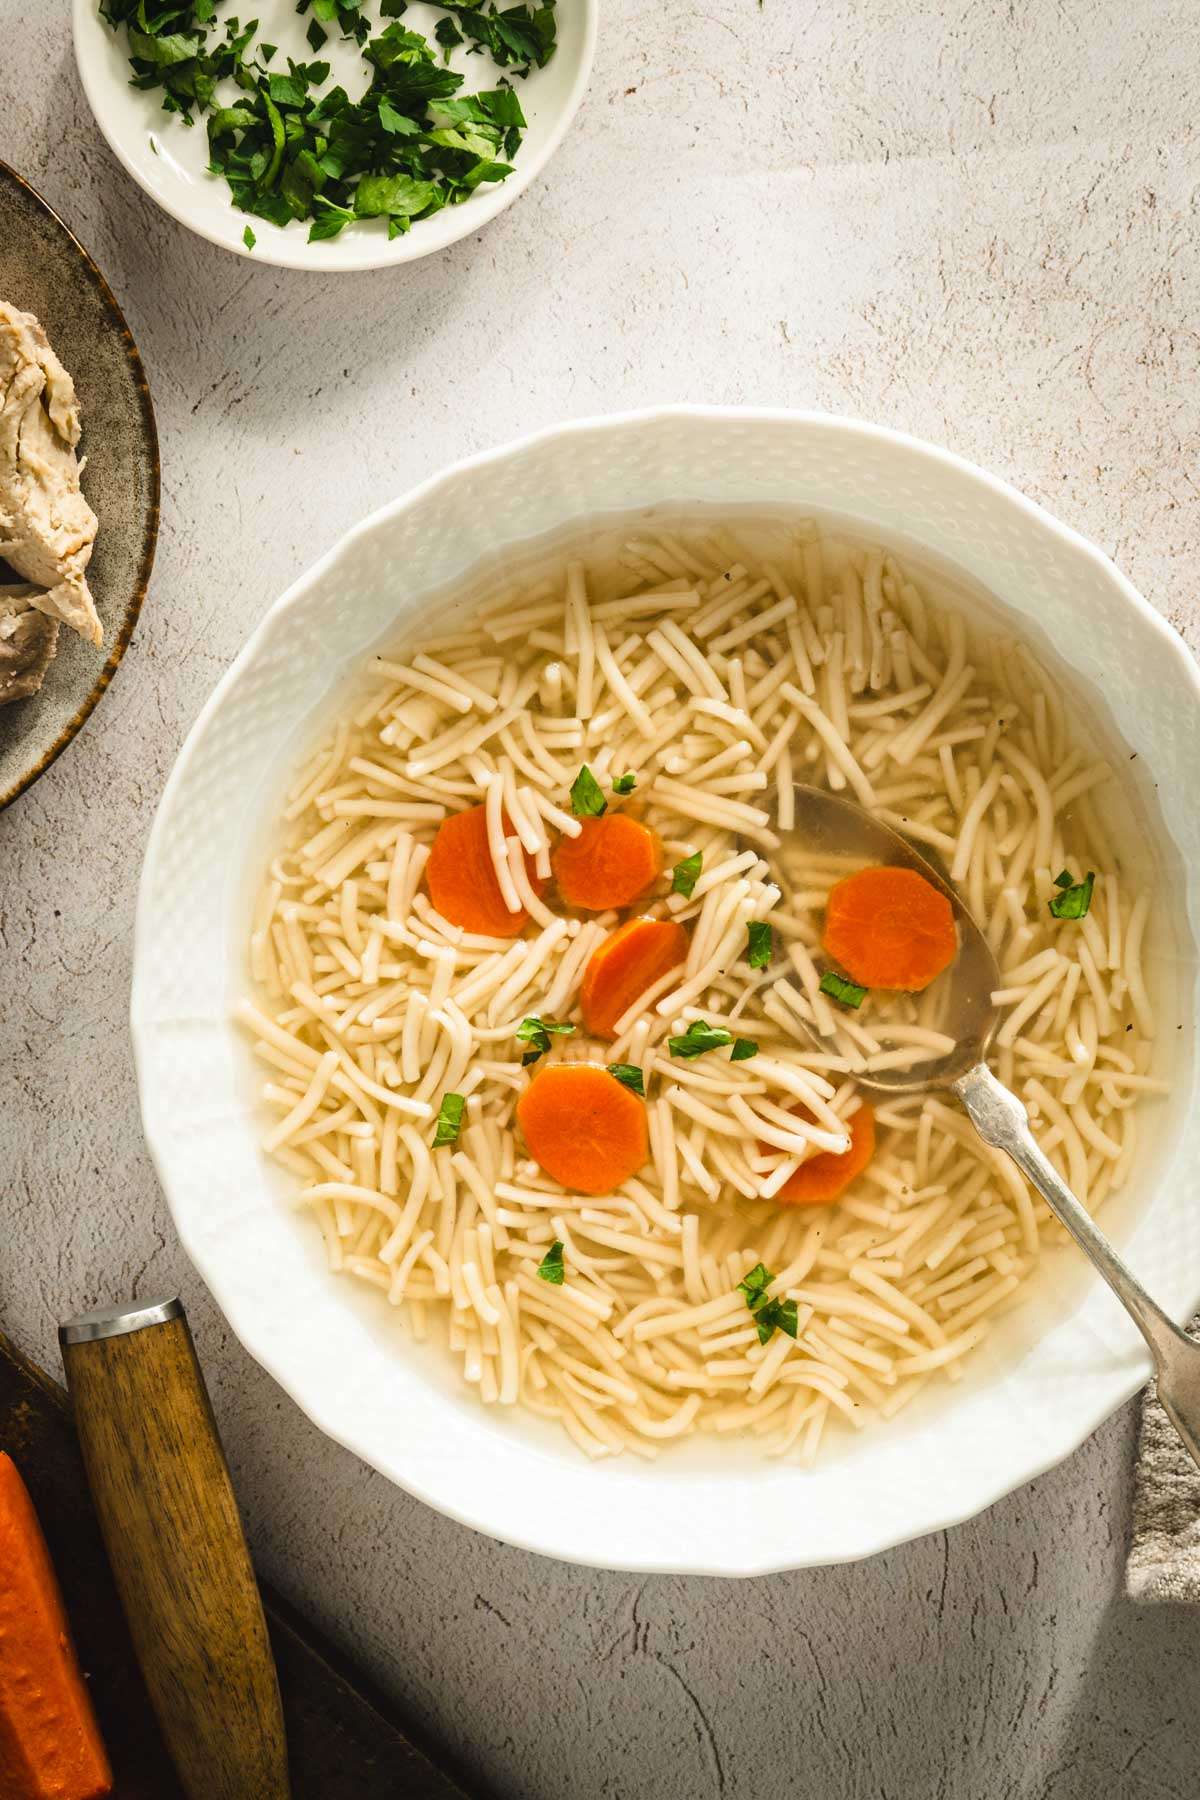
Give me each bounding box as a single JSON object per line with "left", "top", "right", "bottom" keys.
{"left": 1127, "top": 1315, "right": 1200, "bottom": 1603}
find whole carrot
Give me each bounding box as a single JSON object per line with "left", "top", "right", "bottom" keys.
{"left": 0, "top": 1452, "right": 112, "bottom": 1800}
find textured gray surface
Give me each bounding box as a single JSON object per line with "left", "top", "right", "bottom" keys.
{"left": 2, "top": 3, "right": 1200, "bottom": 1796}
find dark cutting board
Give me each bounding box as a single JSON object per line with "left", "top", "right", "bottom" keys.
{"left": 0, "top": 1328, "right": 484, "bottom": 1800}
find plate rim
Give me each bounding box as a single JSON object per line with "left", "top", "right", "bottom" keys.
{"left": 0, "top": 159, "right": 160, "bottom": 810}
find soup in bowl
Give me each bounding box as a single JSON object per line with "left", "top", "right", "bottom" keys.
{"left": 133, "top": 410, "right": 1200, "bottom": 1572}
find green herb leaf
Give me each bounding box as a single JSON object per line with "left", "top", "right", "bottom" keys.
{"left": 307, "top": 207, "right": 352, "bottom": 240}
{"left": 671, "top": 851, "right": 702, "bottom": 898}
{"left": 439, "top": 1, "right": 557, "bottom": 72}
{"left": 432, "top": 1091, "right": 466, "bottom": 1147}
{"left": 258, "top": 89, "right": 286, "bottom": 190}
{"left": 434, "top": 16, "right": 464, "bottom": 58}
{"left": 754, "top": 1297, "right": 799, "bottom": 1344}
{"left": 354, "top": 171, "right": 439, "bottom": 218}
{"left": 1053, "top": 869, "right": 1074, "bottom": 889}
{"left": 479, "top": 87, "right": 527, "bottom": 127}
{"left": 607, "top": 1063, "right": 645, "bottom": 1097}
{"left": 278, "top": 147, "right": 326, "bottom": 217}
{"left": 730, "top": 1037, "right": 759, "bottom": 1062}
{"left": 612, "top": 772, "right": 636, "bottom": 796}
{"left": 208, "top": 103, "right": 259, "bottom": 142}
{"left": 537, "top": 1239, "right": 565, "bottom": 1284}
{"left": 1048, "top": 870, "right": 1095, "bottom": 921}
{"left": 668, "top": 1019, "right": 733, "bottom": 1060}
{"left": 126, "top": 27, "right": 201, "bottom": 69}
{"left": 242, "top": 223, "right": 256, "bottom": 249}
{"left": 569, "top": 764, "right": 607, "bottom": 817}
{"left": 516, "top": 1015, "right": 575, "bottom": 1064}
{"left": 377, "top": 94, "right": 419, "bottom": 134}
{"left": 736, "top": 1263, "right": 797, "bottom": 1344}
{"left": 737, "top": 1262, "right": 773, "bottom": 1308}
{"left": 819, "top": 969, "right": 867, "bottom": 1010}
{"left": 267, "top": 70, "right": 308, "bottom": 108}
{"left": 746, "top": 921, "right": 772, "bottom": 970}
{"left": 306, "top": 18, "right": 328, "bottom": 51}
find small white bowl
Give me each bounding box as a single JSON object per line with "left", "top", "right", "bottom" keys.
{"left": 132, "top": 410, "right": 1200, "bottom": 1574}
{"left": 72, "top": 0, "right": 596, "bottom": 271}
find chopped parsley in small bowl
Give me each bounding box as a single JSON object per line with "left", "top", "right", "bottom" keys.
{"left": 73, "top": 0, "right": 597, "bottom": 270}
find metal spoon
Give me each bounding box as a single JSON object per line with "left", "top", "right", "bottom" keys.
{"left": 764, "top": 785, "right": 1200, "bottom": 1468}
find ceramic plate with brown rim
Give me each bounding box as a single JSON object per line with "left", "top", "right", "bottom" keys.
{"left": 0, "top": 161, "right": 158, "bottom": 809}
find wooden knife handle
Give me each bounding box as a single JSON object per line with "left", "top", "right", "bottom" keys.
{"left": 60, "top": 1298, "right": 290, "bottom": 1800}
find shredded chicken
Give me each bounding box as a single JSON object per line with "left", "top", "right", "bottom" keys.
{"left": 0, "top": 301, "right": 101, "bottom": 654}
{"left": 0, "top": 583, "right": 59, "bottom": 707}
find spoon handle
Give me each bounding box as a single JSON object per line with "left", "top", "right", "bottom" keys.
{"left": 954, "top": 1061, "right": 1200, "bottom": 1469}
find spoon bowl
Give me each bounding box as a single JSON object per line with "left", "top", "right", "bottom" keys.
{"left": 768, "top": 787, "right": 1002, "bottom": 1091}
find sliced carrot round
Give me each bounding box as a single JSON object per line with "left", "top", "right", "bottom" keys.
{"left": 580, "top": 916, "right": 689, "bottom": 1038}
{"left": 822, "top": 864, "right": 957, "bottom": 992}
{"left": 425, "top": 802, "right": 547, "bottom": 938}
{"left": 772, "top": 1103, "right": 876, "bottom": 1206}
{"left": 517, "top": 1064, "right": 649, "bottom": 1194}
{"left": 553, "top": 813, "right": 664, "bottom": 912}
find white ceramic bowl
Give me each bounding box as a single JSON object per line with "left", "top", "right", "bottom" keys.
{"left": 73, "top": 0, "right": 596, "bottom": 272}
{"left": 132, "top": 409, "right": 1200, "bottom": 1574}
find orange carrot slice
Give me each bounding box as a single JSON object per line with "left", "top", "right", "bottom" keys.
{"left": 426, "top": 802, "right": 547, "bottom": 938}
{"left": 580, "top": 917, "right": 689, "bottom": 1038}
{"left": 771, "top": 1103, "right": 876, "bottom": 1206}
{"left": 0, "top": 1452, "right": 113, "bottom": 1800}
{"left": 822, "top": 865, "right": 957, "bottom": 992}
{"left": 517, "top": 1064, "right": 649, "bottom": 1194}
{"left": 552, "top": 814, "right": 664, "bottom": 912}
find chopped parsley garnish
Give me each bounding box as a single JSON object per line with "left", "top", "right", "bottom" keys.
{"left": 442, "top": 0, "right": 557, "bottom": 69}
{"left": 730, "top": 1037, "right": 759, "bottom": 1061}
{"left": 569, "top": 764, "right": 607, "bottom": 817}
{"left": 434, "top": 16, "right": 464, "bottom": 58}
{"left": 737, "top": 1261, "right": 773, "bottom": 1307}
{"left": 97, "top": 1, "right": 557, "bottom": 242}
{"left": 242, "top": 223, "right": 256, "bottom": 250}
{"left": 607, "top": 1063, "right": 645, "bottom": 1097}
{"left": 1048, "top": 870, "right": 1095, "bottom": 920}
{"left": 537, "top": 1239, "right": 565, "bottom": 1284}
{"left": 737, "top": 1262, "right": 799, "bottom": 1344}
{"left": 1053, "top": 869, "right": 1073, "bottom": 889}
{"left": 671, "top": 851, "right": 702, "bottom": 898}
{"left": 746, "top": 921, "right": 773, "bottom": 970}
{"left": 432, "top": 1091, "right": 465, "bottom": 1146}
{"left": 754, "top": 1297, "right": 799, "bottom": 1344}
{"left": 516, "top": 1015, "right": 575, "bottom": 1065}
{"left": 612, "top": 772, "right": 637, "bottom": 795}
{"left": 668, "top": 1019, "right": 732, "bottom": 1059}
{"left": 819, "top": 969, "right": 867, "bottom": 1010}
